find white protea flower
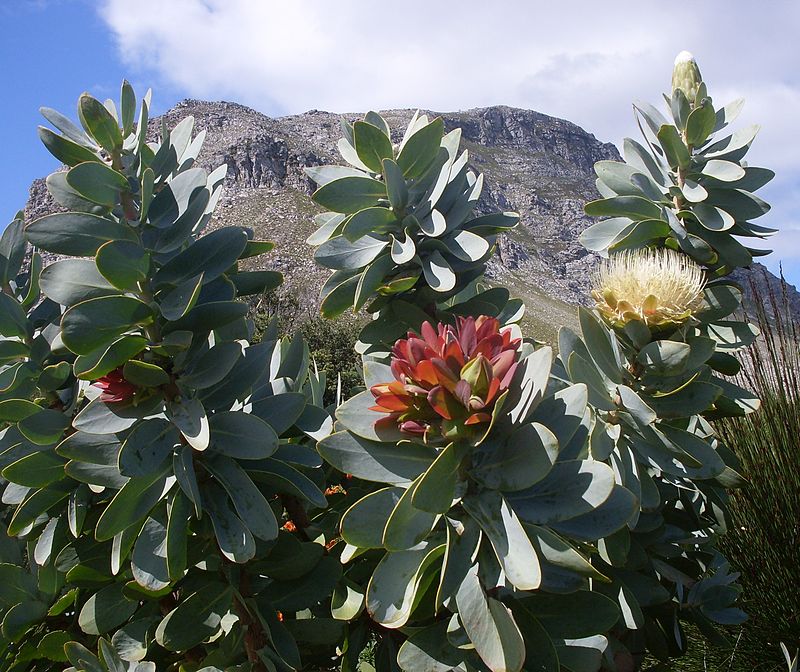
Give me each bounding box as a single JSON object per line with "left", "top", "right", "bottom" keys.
{"left": 592, "top": 248, "right": 706, "bottom": 330}
{"left": 672, "top": 50, "right": 703, "bottom": 104}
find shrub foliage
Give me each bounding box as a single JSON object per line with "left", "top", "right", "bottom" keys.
{"left": 0, "top": 52, "right": 778, "bottom": 672}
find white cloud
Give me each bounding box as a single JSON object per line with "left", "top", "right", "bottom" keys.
{"left": 98, "top": 0, "right": 800, "bottom": 276}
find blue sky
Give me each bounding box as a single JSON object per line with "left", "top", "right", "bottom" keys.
{"left": 3, "top": 0, "right": 799, "bottom": 284}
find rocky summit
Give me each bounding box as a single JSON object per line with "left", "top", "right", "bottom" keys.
{"left": 24, "top": 100, "right": 798, "bottom": 341}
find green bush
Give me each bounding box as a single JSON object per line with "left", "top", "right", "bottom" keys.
{"left": 0, "top": 50, "right": 779, "bottom": 672}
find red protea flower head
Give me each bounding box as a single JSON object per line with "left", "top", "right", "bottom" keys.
{"left": 92, "top": 368, "right": 137, "bottom": 403}
{"left": 370, "top": 316, "right": 521, "bottom": 443}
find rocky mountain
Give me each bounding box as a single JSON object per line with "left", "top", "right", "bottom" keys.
{"left": 24, "top": 100, "right": 798, "bottom": 341}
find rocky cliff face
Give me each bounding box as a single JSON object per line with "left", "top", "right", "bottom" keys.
{"left": 24, "top": 100, "right": 797, "bottom": 339}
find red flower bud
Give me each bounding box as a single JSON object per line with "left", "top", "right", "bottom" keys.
{"left": 92, "top": 368, "right": 137, "bottom": 403}
{"left": 370, "top": 316, "right": 521, "bottom": 443}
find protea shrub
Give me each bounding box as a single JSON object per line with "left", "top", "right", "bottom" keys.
{"left": 369, "top": 315, "right": 520, "bottom": 443}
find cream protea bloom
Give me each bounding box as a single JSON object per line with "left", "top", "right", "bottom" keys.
{"left": 672, "top": 50, "right": 703, "bottom": 104}
{"left": 592, "top": 248, "right": 706, "bottom": 330}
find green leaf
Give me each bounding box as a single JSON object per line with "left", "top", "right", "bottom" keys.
{"left": 40, "top": 258, "right": 118, "bottom": 306}
{"left": 3, "top": 450, "right": 66, "bottom": 488}
{"left": 578, "top": 307, "right": 622, "bottom": 384}
{"left": 704, "top": 124, "right": 760, "bottom": 160}
{"left": 411, "top": 441, "right": 467, "bottom": 513}
{"left": 64, "top": 641, "right": 103, "bottom": 672}
{"left": 0, "top": 295, "right": 28, "bottom": 338}
{"left": 7, "top": 484, "right": 71, "bottom": 535}
{"left": 447, "top": 230, "right": 490, "bottom": 262}
{"left": 341, "top": 487, "right": 403, "bottom": 548}
{"left": 72, "top": 395, "right": 162, "bottom": 435}
{"left": 397, "top": 622, "right": 466, "bottom": 672}
{"left": 617, "top": 385, "right": 657, "bottom": 425}
{"left": 382, "top": 477, "right": 439, "bottom": 551}
{"left": 249, "top": 458, "right": 327, "bottom": 508}
{"left": 180, "top": 342, "right": 242, "bottom": 390}
{"left": 312, "top": 176, "right": 387, "bottom": 213}
{"left": 18, "top": 408, "right": 69, "bottom": 445}
{"left": 335, "top": 390, "right": 407, "bottom": 442}
{"left": 38, "top": 126, "right": 99, "bottom": 166}
{"left": 508, "top": 460, "right": 616, "bottom": 525}
{"left": 61, "top": 296, "right": 153, "bottom": 355}
{"left": 686, "top": 101, "right": 716, "bottom": 146}
{"left": 471, "top": 422, "right": 558, "bottom": 492}
{"left": 26, "top": 212, "right": 138, "bottom": 257}
{"left": 701, "top": 159, "right": 745, "bottom": 182}
{"left": 2, "top": 599, "right": 48, "bottom": 642}
{"left": 95, "top": 465, "right": 170, "bottom": 541}
{"left": 229, "top": 270, "right": 283, "bottom": 296}
{"left": 204, "top": 455, "right": 277, "bottom": 540}
{"left": 397, "top": 117, "right": 445, "bottom": 178}
{"left": 203, "top": 484, "right": 256, "bottom": 564}
{"left": 119, "top": 419, "right": 179, "bottom": 477}
{"left": 708, "top": 320, "right": 761, "bottom": 351}
{"left": 165, "top": 492, "right": 190, "bottom": 582}
{"left": 78, "top": 583, "right": 138, "bottom": 636}
{"left": 155, "top": 227, "right": 248, "bottom": 287}
{"left": 354, "top": 120, "right": 393, "bottom": 172}
{"left": 0, "top": 399, "right": 42, "bottom": 422}
{"left": 318, "top": 431, "right": 435, "bottom": 483}
{"left": 637, "top": 340, "right": 691, "bottom": 375}
{"left": 366, "top": 540, "right": 444, "bottom": 628}
{"left": 525, "top": 524, "right": 609, "bottom": 581}
{"left": 422, "top": 251, "right": 456, "bottom": 293}
{"left": 173, "top": 446, "right": 202, "bottom": 517}
{"left": 584, "top": 196, "right": 663, "bottom": 221}
{"left": 66, "top": 162, "right": 129, "bottom": 207}
{"left": 319, "top": 270, "right": 360, "bottom": 319}
{"left": 131, "top": 517, "right": 170, "bottom": 591}
{"left": 463, "top": 491, "right": 541, "bottom": 590}
{"left": 643, "top": 381, "right": 722, "bottom": 418}
{"left": 123, "top": 360, "right": 169, "bottom": 388}
{"left": 0, "top": 340, "right": 28, "bottom": 364}
{"left": 456, "top": 566, "right": 526, "bottom": 672}
{"left": 40, "top": 106, "right": 92, "bottom": 145}
{"left": 74, "top": 335, "right": 148, "bottom": 380}
{"left": 315, "top": 234, "right": 388, "bottom": 270}
{"left": 383, "top": 158, "right": 409, "bottom": 212}
{"left": 155, "top": 584, "right": 233, "bottom": 651}
{"left": 158, "top": 273, "right": 204, "bottom": 321}
{"left": 167, "top": 397, "right": 209, "bottom": 452}
{"left": 208, "top": 411, "right": 278, "bottom": 459}
{"left": 96, "top": 240, "right": 150, "bottom": 290}
{"left": 342, "top": 207, "right": 398, "bottom": 242}
{"left": 120, "top": 80, "right": 136, "bottom": 136}
{"left": 304, "top": 165, "right": 368, "bottom": 187}
{"left": 79, "top": 93, "right": 123, "bottom": 151}
{"left": 656, "top": 124, "right": 690, "bottom": 169}
{"left": 692, "top": 203, "right": 735, "bottom": 231}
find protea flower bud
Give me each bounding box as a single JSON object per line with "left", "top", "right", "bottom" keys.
{"left": 672, "top": 51, "right": 703, "bottom": 104}
{"left": 370, "top": 316, "right": 521, "bottom": 443}
{"left": 93, "top": 367, "right": 137, "bottom": 403}
{"left": 592, "top": 248, "right": 705, "bottom": 330}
